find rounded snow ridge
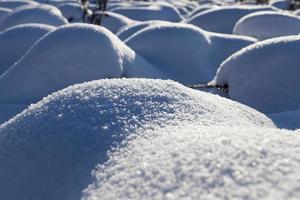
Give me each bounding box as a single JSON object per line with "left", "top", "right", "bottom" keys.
{"left": 0, "top": 78, "right": 274, "bottom": 200}
{"left": 214, "top": 35, "right": 300, "bottom": 113}
{"left": 0, "top": 3, "right": 68, "bottom": 30}
{"left": 0, "top": 23, "right": 132, "bottom": 105}
{"left": 0, "top": 0, "right": 38, "bottom": 10}
{"left": 234, "top": 11, "right": 300, "bottom": 40}
{"left": 186, "top": 5, "right": 277, "bottom": 34}
{"left": 0, "top": 23, "right": 55, "bottom": 75}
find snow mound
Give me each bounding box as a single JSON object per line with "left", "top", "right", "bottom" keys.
{"left": 0, "top": 79, "right": 274, "bottom": 200}
{"left": 186, "top": 5, "right": 277, "bottom": 34}
{"left": 189, "top": 4, "right": 218, "bottom": 17}
{"left": 269, "top": 110, "right": 300, "bottom": 130}
{"left": 84, "top": 124, "right": 300, "bottom": 200}
{"left": 0, "top": 23, "right": 55, "bottom": 75}
{"left": 110, "top": 2, "right": 182, "bottom": 22}
{"left": 270, "top": 0, "right": 290, "bottom": 10}
{"left": 213, "top": 36, "right": 300, "bottom": 114}
{"left": 57, "top": 2, "right": 83, "bottom": 22}
{"left": 0, "top": 7, "right": 11, "bottom": 22}
{"left": 101, "top": 11, "right": 136, "bottom": 33}
{"left": 125, "top": 22, "right": 256, "bottom": 85}
{"left": 0, "top": 23, "right": 132, "bottom": 106}
{"left": 0, "top": 0, "right": 38, "bottom": 10}
{"left": 234, "top": 11, "right": 300, "bottom": 40}
{"left": 117, "top": 20, "right": 169, "bottom": 41}
{"left": 0, "top": 4, "right": 68, "bottom": 30}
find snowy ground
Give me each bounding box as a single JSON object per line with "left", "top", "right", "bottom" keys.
{"left": 0, "top": 0, "right": 300, "bottom": 199}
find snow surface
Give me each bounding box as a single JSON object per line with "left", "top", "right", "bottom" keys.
{"left": 0, "top": 4, "right": 68, "bottom": 30}
{"left": 0, "top": 79, "right": 274, "bottom": 200}
{"left": 125, "top": 22, "right": 256, "bottom": 85}
{"left": 110, "top": 2, "right": 182, "bottom": 22}
{"left": 186, "top": 5, "right": 277, "bottom": 34}
{"left": 213, "top": 35, "right": 300, "bottom": 114}
{"left": 269, "top": 110, "right": 300, "bottom": 130}
{"left": 0, "top": 0, "right": 38, "bottom": 10}
{"left": 117, "top": 20, "right": 169, "bottom": 41}
{"left": 101, "top": 11, "right": 136, "bottom": 34}
{"left": 84, "top": 124, "right": 300, "bottom": 200}
{"left": 270, "top": 0, "right": 290, "bottom": 10}
{"left": 234, "top": 11, "right": 300, "bottom": 40}
{"left": 0, "top": 23, "right": 159, "bottom": 123}
{"left": 57, "top": 2, "right": 83, "bottom": 22}
{"left": 0, "top": 23, "right": 55, "bottom": 75}
{"left": 0, "top": 7, "right": 11, "bottom": 23}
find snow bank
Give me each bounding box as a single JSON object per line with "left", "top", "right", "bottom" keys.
{"left": 0, "top": 79, "right": 274, "bottom": 200}
{"left": 186, "top": 5, "right": 277, "bottom": 33}
{"left": 0, "top": 0, "right": 38, "bottom": 10}
{"left": 110, "top": 2, "right": 182, "bottom": 22}
{"left": 84, "top": 124, "right": 300, "bottom": 200}
{"left": 213, "top": 36, "right": 300, "bottom": 114}
{"left": 0, "top": 4, "right": 68, "bottom": 30}
{"left": 0, "top": 7, "right": 11, "bottom": 23}
{"left": 0, "top": 23, "right": 158, "bottom": 123}
{"left": 101, "top": 11, "right": 136, "bottom": 33}
{"left": 117, "top": 20, "right": 169, "bottom": 41}
{"left": 0, "top": 23, "right": 55, "bottom": 75}
{"left": 57, "top": 2, "right": 83, "bottom": 22}
{"left": 189, "top": 4, "right": 218, "bottom": 17}
{"left": 234, "top": 11, "right": 300, "bottom": 40}
{"left": 125, "top": 22, "right": 256, "bottom": 85}
{"left": 0, "top": 24, "right": 128, "bottom": 105}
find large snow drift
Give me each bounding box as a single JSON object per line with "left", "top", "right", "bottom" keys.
{"left": 125, "top": 22, "right": 256, "bottom": 85}
{"left": 234, "top": 11, "right": 300, "bottom": 40}
{"left": 0, "top": 4, "right": 68, "bottom": 30}
{"left": 212, "top": 36, "right": 300, "bottom": 114}
{"left": 0, "top": 23, "right": 55, "bottom": 75}
{"left": 0, "top": 79, "right": 274, "bottom": 200}
{"left": 110, "top": 2, "right": 182, "bottom": 22}
{"left": 186, "top": 5, "right": 276, "bottom": 34}
{"left": 84, "top": 124, "right": 300, "bottom": 200}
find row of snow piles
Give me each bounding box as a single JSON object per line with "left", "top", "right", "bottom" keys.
{"left": 0, "top": 1, "right": 300, "bottom": 124}
{"left": 0, "top": 0, "right": 300, "bottom": 200}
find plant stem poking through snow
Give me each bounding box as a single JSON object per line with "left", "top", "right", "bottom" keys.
{"left": 189, "top": 83, "right": 229, "bottom": 93}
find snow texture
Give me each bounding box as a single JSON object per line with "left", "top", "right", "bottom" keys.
{"left": 125, "top": 22, "right": 256, "bottom": 85}
{"left": 0, "top": 4, "right": 68, "bottom": 30}
{"left": 213, "top": 35, "right": 300, "bottom": 114}
{"left": 0, "top": 23, "right": 55, "bottom": 75}
{"left": 84, "top": 124, "right": 300, "bottom": 200}
{"left": 234, "top": 11, "right": 300, "bottom": 40}
{"left": 0, "top": 79, "right": 274, "bottom": 200}
{"left": 186, "top": 5, "right": 277, "bottom": 34}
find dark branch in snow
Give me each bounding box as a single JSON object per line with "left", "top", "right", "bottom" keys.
{"left": 188, "top": 83, "right": 229, "bottom": 92}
